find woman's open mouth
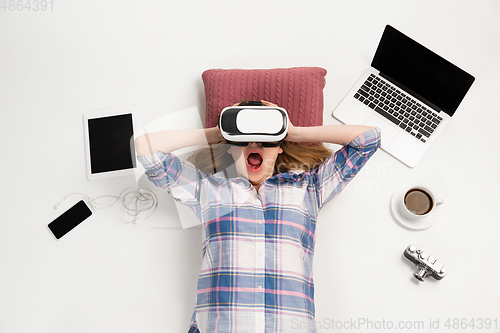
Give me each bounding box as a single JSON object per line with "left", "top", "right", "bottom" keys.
{"left": 246, "top": 151, "right": 263, "bottom": 172}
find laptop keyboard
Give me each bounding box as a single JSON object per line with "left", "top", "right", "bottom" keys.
{"left": 354, "top": 74, "right": 443, "bottom": 143}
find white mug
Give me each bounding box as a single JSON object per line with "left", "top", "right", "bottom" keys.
{"left": 397, "top": 183, "right": 444, "bottom": 221}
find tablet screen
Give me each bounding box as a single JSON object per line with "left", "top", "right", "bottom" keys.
{"left": 87, "top": 113, "right": 136, "bottom": 174}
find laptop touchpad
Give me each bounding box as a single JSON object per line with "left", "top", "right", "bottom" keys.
{"left": 363, "top": 114, "right": 399, "bottom": 148}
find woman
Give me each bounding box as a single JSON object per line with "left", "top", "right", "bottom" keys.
{"left": 135, "top": 100, "right": 381, "bottom": 333}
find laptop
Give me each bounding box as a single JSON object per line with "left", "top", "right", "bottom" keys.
{"left": 333, "top": 25, "right": 475, "bottom": 167}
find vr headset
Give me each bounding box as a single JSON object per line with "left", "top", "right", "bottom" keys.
{"left": 219, "top": 101, "right": 288, "bottom": 146}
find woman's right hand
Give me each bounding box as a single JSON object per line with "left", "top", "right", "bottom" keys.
{"left": 207, "top": 126, "right": 224, "bottom": 144}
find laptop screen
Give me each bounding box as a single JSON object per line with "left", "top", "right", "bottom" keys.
{"left": 371, "top": 25, "right": 475, "bottom": 117}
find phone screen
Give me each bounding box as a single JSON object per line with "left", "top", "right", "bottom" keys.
{"left": 48, "top": 200, "right": 93, "bottom": 239}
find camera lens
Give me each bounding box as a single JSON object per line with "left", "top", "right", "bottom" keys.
{"left": 414, "top": 267, "right": 429, "bottom": 281}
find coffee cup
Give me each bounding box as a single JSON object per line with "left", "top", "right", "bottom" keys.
{"left": 397, "top": 184, "right": 444, "bottom": 221}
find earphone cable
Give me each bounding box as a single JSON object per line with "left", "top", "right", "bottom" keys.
{"left": 54, "top": 188, "right": 158, "bottom": 224}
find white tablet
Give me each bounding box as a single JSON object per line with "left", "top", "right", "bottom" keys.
{"left": 83, "top": 105, "right": 137, "bottom": 181}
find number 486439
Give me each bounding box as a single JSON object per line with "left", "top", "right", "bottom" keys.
{"left": 1, "top": 0, "right": 54, "bottom": 11}
{"left": 444, "top": 318, "right": 498, "bottom": 330}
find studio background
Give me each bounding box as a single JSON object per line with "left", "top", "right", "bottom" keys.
{"left": 1, "top": 1, "right": 499, "bottom": 332}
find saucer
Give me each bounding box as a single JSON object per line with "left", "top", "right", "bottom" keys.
{"left": 391, "top": 185, "right": 443, "bottom": 230}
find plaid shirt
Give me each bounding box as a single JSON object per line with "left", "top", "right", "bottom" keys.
{"left": 138, "top": 128, "right": 380, "bottom": 333}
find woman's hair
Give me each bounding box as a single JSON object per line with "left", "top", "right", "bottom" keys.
{"left": 187, "top": 100, "right": 333, "bottom": 174}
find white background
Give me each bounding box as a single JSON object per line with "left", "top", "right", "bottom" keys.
{"left": 1, "top": 0, "right": 500, "bottom": 332}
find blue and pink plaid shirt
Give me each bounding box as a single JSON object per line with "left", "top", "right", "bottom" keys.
{"left": 138, "top": 128, "right": 381, "bottom": 333}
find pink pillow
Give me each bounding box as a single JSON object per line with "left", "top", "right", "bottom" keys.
{"left": 202, "top": 67, "right": 327, "bottom": 128}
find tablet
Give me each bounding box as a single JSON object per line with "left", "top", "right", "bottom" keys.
{"left": 83, "top": 105, "right": 137, "bottom": 181}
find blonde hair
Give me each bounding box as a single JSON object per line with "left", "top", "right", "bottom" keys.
{"left": 187, "top": 140, "right": 333, "bottom": 174}
{"left": 187, "top": 143, "right": 235, "bottom": 174}
{"left": 188, "top": 100, "right": 333, "bottom": 174}
{"left": 276, "top": 141, "right": 333, "bottom": 173}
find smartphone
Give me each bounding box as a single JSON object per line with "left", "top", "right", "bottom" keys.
{"left": 48, "top": 200, "right": 93, "bottom": 239}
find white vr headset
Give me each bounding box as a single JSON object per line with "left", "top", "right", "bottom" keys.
{"left": 219, "top": 102, "right": 289, "bottom": 145}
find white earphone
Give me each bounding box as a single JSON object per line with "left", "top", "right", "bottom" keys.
{"left": 54, "top": 188, "right": 158, "bottom": 224}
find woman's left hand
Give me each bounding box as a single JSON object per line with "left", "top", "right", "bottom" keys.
{"left": 261, "top": 100, "right": 296, "bottom": 141}
{"left": 284, "top": 118, "right": 296, "bottom": 141}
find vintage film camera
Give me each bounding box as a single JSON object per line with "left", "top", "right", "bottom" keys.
{"left": 404, "top": 245, "right": 447, "bottom": 282}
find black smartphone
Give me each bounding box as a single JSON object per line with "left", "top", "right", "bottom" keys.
{"left": 48, "top": 200, "right": 93, "bottom": 239}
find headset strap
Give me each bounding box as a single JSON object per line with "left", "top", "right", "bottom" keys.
{"left": 246, "top": 101, "right": 263, "bottom": 106}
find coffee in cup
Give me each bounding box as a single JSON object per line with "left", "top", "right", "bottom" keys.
{"left": 399, "top": 184, "right": 444, "bottom": 220}
{"left": 393, "top": 183, "right": 444, "bottom": 229}
{"left": 404, "top": 189, "right": 433, "bottom": 215}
